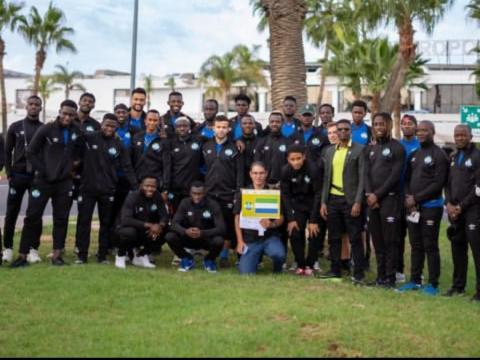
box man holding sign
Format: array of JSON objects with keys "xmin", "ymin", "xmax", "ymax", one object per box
[{"xmin": 234, "ymin": 162, "xmax": 285, "ymax": 274}]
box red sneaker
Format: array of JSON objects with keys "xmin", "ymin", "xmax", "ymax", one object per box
[
  {"xmin": 295, "ymin": 268, "xmax": 305, "ymax": 276},
  {"xmin": 304, "ymin": 267, "xmax": 314, "ymax": 276}
]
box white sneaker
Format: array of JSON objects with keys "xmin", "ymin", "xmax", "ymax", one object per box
[
  {"xmin": 2, "ymin": 248, "xmax": 13, "ymax": 263},
  {"xmin": 27, "ymin": 249, "xmax": 42, "ymax": 264},
  {"xmin": 132, "ymin": 255, "xmax": 144, "ymax": 267},
  {"xmin": 289, "ymin": 262, "xmax": 298, "ymax": 271},
  {"xmin": 115, "ymin": 255, "xmax": 126, "ymax": 269},
  {"xmin": 396, "ymin": 272, "xmax": 406, "ymax": 283},
  {"xmin": 141, "ymin": 255, "xmax": 156, "ymax": 269},
  {"xmin": 313, "ymin": 261, "xmax": 321, "ymax": 272}
]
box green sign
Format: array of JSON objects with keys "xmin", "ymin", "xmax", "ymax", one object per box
[{"xmin": 461, "ymin": 106, "xmax": 480, "ymax": 133}]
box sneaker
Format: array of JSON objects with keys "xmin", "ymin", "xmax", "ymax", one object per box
[
  {"xmin": 317, "ymin": 271, "xmax": 342, "ymax": 280},
  {"xmin": 171, "ymin": 255, "xmax": 181, "ymax": 265},
  {"xmin": 148, "ymin": 254, "xmax": 156, "ymax": 264},
  {"xmin": 443, "ymin": 288, "xmax": 465, "ymax": 297},
  {"xmin": 178, "ymin": 257, "xmax": 194, "ymax": 272},
  {"xmin": 396, "ymin": 281, "xmax": 422, "ymax": 293},
  {"xmin": 289, "ymin": 262, "xmax": 298, "ymax": 271},
  {"xmin": 27, "ymin": 249, "xmax": 42, "ymax": 264},
  {"xmin": 295, "ymin": 268, "xmax": 305, "ymax": 276},
  {"xmin": 132, "ymin": 256, "xmax": 144, "ymax": 267},
  {"xmin": 74, "ymin": 258, "xmax": 87, "ymax": 265},
  {"xmin": 282, "ymin": 263, "xmax": 287, "ymax": 271},
  {"xmin": 203, "ymin": 259, "xmax": 217, "ymax": 273},
  {"xmin": 2, "ymin": 248, "xmax": 13, "ymax": 263},
  {"xmin": 396, "ymin": 272, "xmax": 406, "ymax": 283},
  {"xmin": 51, "ymin": 257, "xmax": 68, "ymax": 266},
  {"xmin": 422, "ymin": 283, "xmax": 439, "ymax": 296},
  {"xmin": 471, "ymin": 292, "xmax": 480, "ymax": 302},
  {"xmin": 140, "ymin": 255, "xmax": 156, "ymax": 269},
  {"xmin": 304, "ymin": 267, "xmax": 315, "ymax": 276},
  {"xmin": 97, "ymin": 259, "xmax": 110, "ymax": 265},
  {"xmin": 313, "ymin": 261, "xmax": 321, "ymax": 271},
  {"xmin": 10, "ymin": 257, "xmax": 29, "ymax": 268},
  {"xmin": 115, "ymin": 255, "xmax": 126, "ymax": 269},
  {"xmin": 351, "ymin": 276, "xmax": 366, "ymax": 286}
]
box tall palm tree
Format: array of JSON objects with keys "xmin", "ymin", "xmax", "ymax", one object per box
[
  {"xmin": 52, "ymin": 64, "xmax": 84, "ymax": 99},
  {"xmin": 144, "ymin": 74, "xmax": 153, "ymax": 110},
  {"xmin": 18, "ymin": 3, "xmax": 76, "ymax": 96},
  {"xmin": 164, "ymin": 75, "xmax": 176, "ymax": 92},
  {"xmin": 28, "ymin": 75, "xmax": 60, "ymax": 122},
  {"xmin": 232, "ymin": 44, "xmax": 267, "ymax": 96},
  {"xmin": 0, "ymin": 0, "xmax": 24, "ymax": 133},
  {"xmin": 359, "ymin": 0, "xmax": 452, "ymax": 112},
  {"xmin": 252, "ymin": 0, "xmax": 308, "ymax": 110}
]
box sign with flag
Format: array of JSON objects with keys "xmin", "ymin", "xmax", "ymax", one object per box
[{"xmin": 241, "ymin": 189, "xmax": 281, "ymax": 219}]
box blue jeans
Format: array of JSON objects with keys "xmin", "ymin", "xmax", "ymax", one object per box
[{"xmin": 239, "ymin": 236, "xmax": 286, "ymax": 274}]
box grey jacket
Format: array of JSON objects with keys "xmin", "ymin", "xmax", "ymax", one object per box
[{"xmin": 321, "ymin": 141, "xmax": 365, "ymax": 206}]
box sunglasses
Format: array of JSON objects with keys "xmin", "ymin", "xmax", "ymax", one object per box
[{"xmin": 337, "ymin": 127, "xmax": 350, "ymax": 132}]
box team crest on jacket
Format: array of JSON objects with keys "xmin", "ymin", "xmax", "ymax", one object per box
[
  {"xmin": 382, "ymin": 148, "xmax": 391, "ymax": 157},
  {"xmin": 125, "ymin": 132, "xmax": 131, "ymax": 138},
  {"xmin": 203, "ymin": 210, "xmax": 212, "ymax": 219},
  {"xmin": 168, "ymin": 193, "xmax": 174, "ymax": 200},
  {"xmin": 304, "ymin": 176, "xmax": 311, "ymax": 183},
  {"xmin": 86, "ymin": 126, "xmax": 94, "ymax": 132},
  {"xmin": 361, "ymin": 132, "xmax": 368, "ymax": 139},
  {"xmin": 465, "ymin": 158, "xmax": 473, "ymax": 168},
  {"xmin": 108, "ymin": 147, "xmax": 118, "ymax": 156},
  {"xmin": 150, "ymin": 204, "xmax": 158, "ymax": 211},
  {"xmin": 152, "ymin": 143, "xmax": 160, "ymax": 151},
  {"xmin": 32, "ymin": 189, "xmax": 41, "ymax": 198},
  {"xmin": 424, "ymin": 156, "xmax": 433, "ymax": 165},
  {"xmin": 279, "ymin": 145, "xmax": 287, "ymax": 152},
  {"xmin": 53, "ymin": 137, "xmax": 59, "ymax": 143},
  {"xmin": 92, "ymin": 144, "xmax": 98, "ymax": 150},
  {"xmin": 72, "ymin": 133, "xmax": 78, "ymax": 141},
  {"xmin": 9, "ymin": 188, "xmax": 16, "ymax": 195},
  {"xmin": 191, "ymin": 142, "xmax": 200, "ymax": 150},
  {"xmin": 187, "ymin": 211, "xmax": 193, "ymax": 216},
  {"xmin": 264, "ymin": 146, "xmax": 270, "ymax": 151},
  {"xmin": 370, "ymin": 151, "xmax": 375, "ymax": 157},
  {"xmin": 312, "ymin": 138, "xmax": 320, "ymax": 146},
  {"xmin": 225, "ymin": 149, "xmax": 233, "ymax": 157}
]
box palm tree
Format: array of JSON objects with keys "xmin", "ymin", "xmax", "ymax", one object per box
[
  {"xmin": 467, "ymin": 0, "xmax": 480, "ymax": 97},
  {"xmin": 28, "ymin": 75, "xmax": 60, "ymax": 122},
  {"xmin": 251, "ymin": 0, "xmax": 308, "ymax": 110},
  {"xmin": 0, "ymin": 0, "xmax": 24, "ymax": 133},
  {"xmin": 18, "ymin": 3, "xmax": 76, "ymax": 96},
  {"xmin": 359, "ymin": 0, "xmax": 452, "ymax": 112},
  {"xmin": 466, "ymin": 0, "xmax": 480, "ymax": 20},
  {"xmin": 232, "ymin": 44, "xmax": 267, "ymax": 96},
  {"xmin": 52, "ymin": 64, "xmax": 84, "ymax": 99},
  {"xmin": 164, "ymin": 75, "xmax": 176, "ymax": 92},
  {"xmin": 144, "ymin": 74, "xmax": 153, "ymax": 110}
]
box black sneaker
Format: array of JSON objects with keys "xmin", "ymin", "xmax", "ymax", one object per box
[
  {"xmin": 443, "ymin": 288, "xmax": 465, "ymax": 297},
  {"xmin": 471, "ymin": 292, "xmax": 480, "ymax": 302},
  {"xmin": 51, "ymin": 257, "xmax": 68, "ymax": 266},
  {"xmin": 11, "ymin": 257, "xmax": 29, "ymax": 268}
]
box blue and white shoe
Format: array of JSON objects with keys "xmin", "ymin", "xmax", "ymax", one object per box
[
  {"xmin": 203, "ymin": 259, "xmax": 218, "ymax": 273},
  {"xmin": 178, "ymin": 258, "xmax": 194, "ymax": 272},
  {"xmin": 396, "ymin": 281, "xmax": 422, "ymax": 293},
  {"xmin": 422, "ymin": 283, "xmax": 439, "ymax": 296}
]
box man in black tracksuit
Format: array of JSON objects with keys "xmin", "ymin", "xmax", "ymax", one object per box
[
  {"xmin": 254, "ymin": 112, "xmax": 292, "ymax": 184},
  {"xmin": 401, "ymin": 120, "xmax": 449, "ymax": 295},
  {"xmin": 3, "ymin": 96, "xmax": 43, "ymax": 262},
  {"xmin": 202, "ymin": 115, "xmax": 244, "ymax": 261},
  {"xmin": 115, "ymin": 176, "xmax": 169, "ymax": 269},
  {"xmin": 281, "ymin": 144, "xmax": 323, "ymax": 275},
  {"xmin": 74, "ymin": 114, "xmax": 137, "ymax": 264},
  {"xmin": 444, "ymin": 124, "xmax": 480, "ymax": 301},
  {"xmin": 239, "ymin": 114, "xmax": 260, "ymax": 186},
  {"xmin": 365, "ymin": 113, "xmax": 405, "ymax": 288},
  {"xmin": 131, "ymin": 110, "xmax": 165, "ymax": 187},
  {"xmin": 161, "ymin": 91, "xmax": 196, "ymax": 138},
  {"xmin": 11, "ymin": 100, "xmax": 83, "ymax": 267},
  {"xmin": 163, "ymin": 117, "xmax": 203, "ymax": 211},
  {"xmin": 230, "ymin": 94, "xmax": 263, "ymax": 141},
  {"xmin": 165, "ymin": 182, "xmax": 226, "ymax": 272}
]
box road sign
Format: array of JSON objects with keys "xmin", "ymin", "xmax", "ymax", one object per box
[{"xmin": 461, "ymin": 106, "xmax": 480, "ymax": 137}]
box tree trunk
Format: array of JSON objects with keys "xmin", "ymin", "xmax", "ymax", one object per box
[
  {"xmin": 393, "ymin": 92, "xmax": 401, "ymax": 139},
  {"xmin": 42, "ymin": 98, "xmax": 46, "ymax": 122},
  {"xmin": 371, "ymin": 92, "xmax": 380, "ymax": 115},
  {"xmin": 379, "ymin": 19, "xmax": 415, "ymax": 113},
  {"xmin": 33, "ymin": 48, "xmax": 46, "ymax": 96},
  {"xmin": 147, "ymin": 93, "xmax": 151, "ymax": 111},
  {"xmin": 0, "ymin": 38, "xmax": 7, "ymax": 133},
  {"xmin": 224, "ymin": 89, "xmax": 230, "ymax": 116},
  {"xmin": 65, "ymin": 86, "xmax": 69, "ymax": 100},
  {"xmin": 263, "ymin": 0, "xmax": 307, "ymax": 110},
  {"xmin": 315, "ymin": 44, "xmax": 329, "ymax": 126}
]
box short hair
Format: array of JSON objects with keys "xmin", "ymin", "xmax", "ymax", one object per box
[
  {"xmin": 131, "ymin": 87, "xmax": 146, "ymax": 96},
  {"xmin": 283, "ymin": 96, "xmax": 297, "ymax": 104},
  {"xmin": 336, "ymin": 119, "xmax": 351, "ymax": 127},
  {"xmin": 103, "ymin": 113, "xmax": 118, "ymax": 122},
  {"xmin": 114, "ymin": 103, "xmax": 128, "ymax": 112},
  {"xmin": 234, "ymin": 94, "xmax": 251, "ymax": 105},
  {"xmin": 240, "ymin": 114, "xmax": 255, "ymax": 122},
  {"xmin": 250, "ymin": 161, "xmax": 267, "ymax": 172},
  {"xmin": 205, "ymin": 99, "xmax": 219, "ymax": 110},
  {"xmin": 320, "ymin": 103, "xmax": 335, "ymax": 114},
  {"xmin": 79, "ymin": 92, "xmax": 96, "ymax": 103},
  {"xmin": 214, "ymin": 115, "xmax": 229, "ymax": 124},
  {"xmin": 269, "ymin": 111, "xmax": 284, "ymax": 122},
  {"xmin": 175, "ymin": 116, "xmax": 191, "ymax": 126},
  {"xmin": 140, "ymin": 174, "xmax": 158, "ymax": 183},
  {"xmin": 147, "ymin": 109, "xmax": 160, "ymax": 117},
  {"xmin": 327, "ymin": 122, "xmax": 337, "ymax": 129},
  {"xmin": 60, "ymin": 99, "xmax": 78, "ymax": 110},
  {"xmin": 455, "ymin": 124, "xmax": 472, "ymax": 135},
  {"xmin": 351, "ymin": 100, "xmax": 368, "ymax": 112},
  {"xmin": 190, "ymin": 181, "xmax": 206, "ymax": 190},
  {"xmin": 168, "ymin": 91, "xmax": 183, "ymax": 99},
  {"xmin": 372, "ymin": 112, "xmax": 392, "ymax": 124},
  {"xmin": 27, "ymin": 95, "xmax": 42, "ymax": 103},
  {"xmin": 287, "ymin": 144, "xmax": 306, "ymax": 156},
  {"xmin": 401, "ymin": 114, "xmax": 417, "ymax": 126},
  {"xmin": 419, "ymin": 120, "xmax": 435, "ymax": 133}
]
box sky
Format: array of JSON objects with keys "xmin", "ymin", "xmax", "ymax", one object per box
[{"xmin": 3, "ymin": 0, "xmax": 479, "ymax": 77}]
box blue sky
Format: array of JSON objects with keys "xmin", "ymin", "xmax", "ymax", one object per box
[{"xmin": 3, "ymin": 0, "xmax": 479, "ymax": 77}]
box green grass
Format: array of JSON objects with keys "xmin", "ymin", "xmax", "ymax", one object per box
[{"xmin": 1, "ymin": 222, "xmax": 480, "ymax": 357}]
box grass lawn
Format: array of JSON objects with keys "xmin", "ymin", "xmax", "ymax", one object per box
[{"xmin": 0, "ymin": 222, "xmax": 479, "ymax": 357}]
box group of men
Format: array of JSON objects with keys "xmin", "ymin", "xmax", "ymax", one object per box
[{"xmin": 0, "ymin": 88, "xmax": 479, "ymax": 301}]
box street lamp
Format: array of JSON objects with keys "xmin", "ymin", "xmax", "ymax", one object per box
[{"xmin": 130, "ymin": 0, "xmax": 139, "ymax": 93}]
